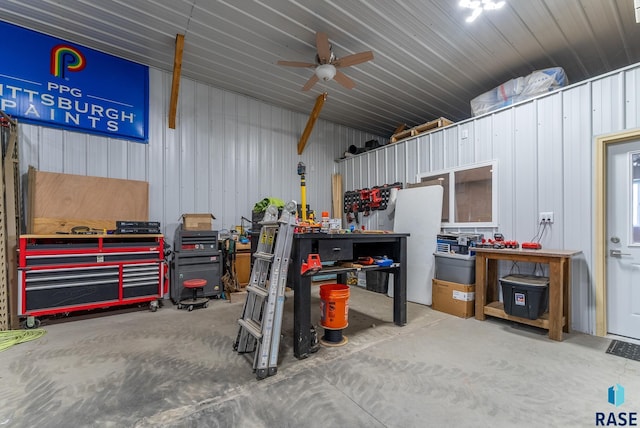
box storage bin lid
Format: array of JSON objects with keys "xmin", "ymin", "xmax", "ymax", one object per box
[
  {"xmin": 433, "ymin": 252, "xmax": 475, "ymax": 261},
  {"xmin": 500, "ymin": 274, "xmax": 549, "ymax": 287}
]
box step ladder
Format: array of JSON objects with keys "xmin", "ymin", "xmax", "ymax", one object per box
[{"xmin": 234, "ymin": 201, "xmax": 297, "ymax": 379}]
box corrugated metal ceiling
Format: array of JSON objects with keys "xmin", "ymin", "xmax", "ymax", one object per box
[{"xmin": 2, "ymin": 0, "xmax": 640, "ymax": 137}]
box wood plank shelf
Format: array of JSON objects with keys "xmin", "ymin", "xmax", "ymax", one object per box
[
  {"xmin": 483, "ymin": 301, "xmax": 567, "ymax": 330},
  {"xmin": 390, "ymin": 117, "xmax": 453, "ymax": 143}
]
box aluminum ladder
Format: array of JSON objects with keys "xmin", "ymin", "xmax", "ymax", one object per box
[{"xmin": 233, "ymin": 201, "xmax": 296, "ymax": 379}]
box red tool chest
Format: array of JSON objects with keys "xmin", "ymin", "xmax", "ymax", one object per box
[{"xmin": 18, "ymin": 234, "xmax": 165, "ymax": 320}]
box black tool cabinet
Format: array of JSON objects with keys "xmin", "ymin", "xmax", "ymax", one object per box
[{"xmin": 170, "ymin": 229, "xmax": 222, "ymax": 303}]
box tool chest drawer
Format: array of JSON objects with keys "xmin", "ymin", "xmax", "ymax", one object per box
[
  {"xmin": 317, "ymin": 239, "xmax": 353, "ymax": 261},
  {"xmin": 18, "ymin": 234, "xmax": 165, "ymax": 318}
]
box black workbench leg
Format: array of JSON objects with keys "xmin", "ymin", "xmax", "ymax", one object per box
[
  {"xmin": 293, "ymin": 275, "xmax": 312, "ymax": 359},
  {"xmin": 393, "ymin": 238, "xmax": 407, "ymax": 326},
  {"xmin": 292, "ymin": 238, "xmax": 313, "ymax": 359}
]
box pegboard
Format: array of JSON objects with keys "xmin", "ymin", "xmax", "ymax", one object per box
[{"xmin": 343, "ymin": 182, "xmax": 403, "ymax": 214}]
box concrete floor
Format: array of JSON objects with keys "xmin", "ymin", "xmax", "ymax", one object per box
[{"xmin": 0, "ymin": 285, "xmax": 638, "ymax": 428}]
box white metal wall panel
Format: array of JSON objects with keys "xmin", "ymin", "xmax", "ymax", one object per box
[
  {"xmin": 460, "ymin": 120, "xmax": 478, "ymax": 166},
  {"xmin": 537, "ymin": 95, "xmax": 564, "ymax": 250},
  {"xmin": 513, "ymin": 102, "xmax": 539, "ymax": 242},
  {"xmin": 562, "ymin": 82, "xmax": 594, "ymax": 333},
  {"xmin": 39, "ymin": 128, "xmax": 63, "ymax": 173},
  {"xmin": 339, "ymin": 63, "xmax": 640, "ymax": 334},
  {"xmin": 471, "ymin": 117, "xmax": 492, "ymax": 164},
  {"xmin": 455, "ymin": 123, "xmax": 471, "ymax": 167},
  {"xmin": 492, "ymin": 109, "xmax": 515, "ymax": 234},
  {"xmin": 374, "ymin": 150, "xmax": 385, "ymax": 185},
  {"xmin": 126, "ymin": 140, "xmax": 147, "ymax": 182},
  {"xmin": 626, "ymin": 68, "xmax": 640, "ymax": 129},
  {"xmin": 417, "ymin": 136, "xmax": 430, "ymax": 175},
  {"xmin": 194, "ymin": 81, "xmax": 211, "ymax": 212},
  {"xmin": 592, "ymin": 72, "xmax": 625, "ymax": 135},
  {"xmin": 18, "ymin": 66, "xmax": 381, "ymax": 245},
  {"xmin": 87, "ymin": 137, "xmax": 109, "ymax": 178},
  {"xmin": 178, "ymin": 78, "xmax": 197, "ymax": 213},
  {"xmin": 404, "ymin": 139, "xmax": 418, "ymax": 182},
  {"xmin": 395, "ymin": 144, "xmax": 406, "ymax": 186},
  {"xmin": 62, "ymin": 132, "xmax": 87, "ymax": 176},
  {"xmin": 147, "ymin": 68, "xmax": 165, "ymax": 231},
  {"xmin": 106, "ymin": 135, "xmax": 127, "ymax": 179},
  {"xmin": 430, "ymin": 133, "xmax": 446, "ymax": 172}
]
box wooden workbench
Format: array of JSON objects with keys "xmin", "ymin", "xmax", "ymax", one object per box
[{"xmin": 474, "ymin": 247, "xmax": 582, "ymax": 341}]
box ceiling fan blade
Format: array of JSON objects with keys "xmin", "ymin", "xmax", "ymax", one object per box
[
  {"xmin": 277, "ymin": 60, "xmax": 316, "ymax": 68},
  {"xmin": 333, "ymin": 70, "xmax": 356, "ymax": 89},
  {"xmin": 315, "ymin": 32, "xmax": 331, "ymax": 64},
  {"xmin": 333, "ymin": 51, "xmax": 374, "ymax": 68},
  {"xmin": 302, "ymin": 74, "xmax": 319, "ymax": 91}
]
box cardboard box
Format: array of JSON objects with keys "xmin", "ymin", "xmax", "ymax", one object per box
[
  {"xmin": 431, "ymin": 279, "xmax": 475, "ymax": 318},
  {"xmin": 182, "ymin": 213, "xmax": 215, "ymax": 230}
]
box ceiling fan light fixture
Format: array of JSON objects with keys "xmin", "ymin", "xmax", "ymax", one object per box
[
  {"xmin": 461, "ymin": 0, "xmax": 505, "ymax": 22},
  {"xmin": 483, "ymin": 0, "xmax": 505, "ymax": 10},
  {"xmin": 315, "ymin": 63, "xmax": 336, "ymax": 81}
]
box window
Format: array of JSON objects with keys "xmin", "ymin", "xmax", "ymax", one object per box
[{"xmin": 417, "ymin": 161, "xmax": 497, "ymax": 227}]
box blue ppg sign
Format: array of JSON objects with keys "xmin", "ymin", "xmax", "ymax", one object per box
[
  {"xmin": 596, "ymin": 384, "xmax": 637, "ymax": 426},
  {"xmin": 0, "ymin": 21, "xmax": 148, "ymax": 142}
]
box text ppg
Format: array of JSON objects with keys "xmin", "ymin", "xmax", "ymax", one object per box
[{"xmin": 47, "ymin": 82, "xmax": 82, "ymax": 97}]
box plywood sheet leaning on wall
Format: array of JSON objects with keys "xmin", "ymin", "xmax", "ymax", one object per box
[
  {"xmin": 28, "ymin": 168, "xmax": 149, "ymax": 234},
  {"xmin": 332, "ymin": 173, "xmax": 342, "ymax": 219}
]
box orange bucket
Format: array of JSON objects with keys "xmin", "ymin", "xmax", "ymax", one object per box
[{"xmin": 319, "ymin": 284, "xmax": 350, "ymax": 329}]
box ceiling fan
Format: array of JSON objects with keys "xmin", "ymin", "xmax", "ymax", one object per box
[{"xmin": 277, "ymin": 32, "xmax": 374, "ymax": 91}]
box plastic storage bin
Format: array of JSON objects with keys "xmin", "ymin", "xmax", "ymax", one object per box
[
  {"xmin": 434, "ymin": 253, "xmax": 476, "ymax": 284},
  {"xmin": 365, "ymin": 271, "xmax": 389, "ymax": 294},
  {"xmin": 499, "ymin": 274, "xmax": 549, "ymax": 320}
]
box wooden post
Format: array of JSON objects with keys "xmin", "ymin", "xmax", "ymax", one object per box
[
  {"xmin": 169, "ymin": 34, "xmax": 185, "ymax": 129},
  {"xmin": 297, "ymin": 93, "xmax": 327, "ymax": 155}
]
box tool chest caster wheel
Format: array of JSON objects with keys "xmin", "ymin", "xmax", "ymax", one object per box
[
  {"xmin": 25, "ymin": 316, "xmax": 41, "ymax": 329},
  {"xmin": 149, "ymin": 300, "xmax": 159, "ymax": 312}
]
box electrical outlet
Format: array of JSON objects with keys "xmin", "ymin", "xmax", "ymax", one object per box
[{"xmin": 538, "ymin": 211, "xmax": 554, "ymax": 224}]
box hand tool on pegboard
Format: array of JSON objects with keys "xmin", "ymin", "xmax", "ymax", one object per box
[
  {"xmin": 371, "ymin": 182, "xmax": 403, "ymax": 211},
  {"xmin": 343, "ymin": 190, "xmax": 360, "ymax": 224},
  {"xmin": 369, "ymin": 188, "xmax": 382, "ymax": 210},
  {"xmin": 359, "ymin": 188, "xmax": 371, "ymax": 216}
]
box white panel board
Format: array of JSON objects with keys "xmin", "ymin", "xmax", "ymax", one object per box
[
  {"xmin": 391, "ymin": 185, "xmax": 443, "ymax": 305},
  {"xmin": 625, "ymin": 68, "xmax": 640, "ymax": 129}
]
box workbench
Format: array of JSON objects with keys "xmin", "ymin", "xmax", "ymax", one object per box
[
  {"xmin": 474, "ymin": 247, "xmax": 582, "ymax": 341},
  {"xmin": 289, "ymin": 232, "xmax": 409, "ymax": 358}
]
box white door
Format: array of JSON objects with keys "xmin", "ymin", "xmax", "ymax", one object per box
[{"xmin": 607, "ymin": 140, "xmax": 640, "ymax": 340}]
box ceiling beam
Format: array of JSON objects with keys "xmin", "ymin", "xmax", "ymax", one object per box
[
  {"xmin": 168, "ymin": 34, "xmax": 185, "ymax": 129},
  {"xmin": 297, "ymin": 93, "xmax": 327, "ymax": 155}
]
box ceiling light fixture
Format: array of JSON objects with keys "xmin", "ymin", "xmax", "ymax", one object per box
[
  {"xmin": 315, "ymin": 63, "xmax": 336, "ymax": 81},
  {"xmin": 460, "ymin": 0, "xmax": 505, "ymax": 23}
]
